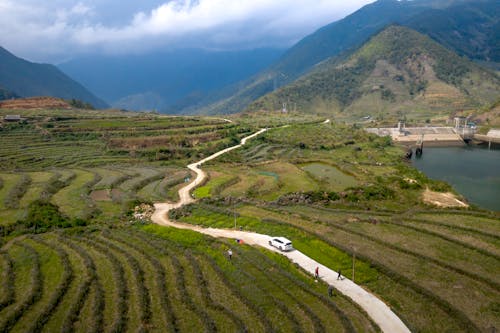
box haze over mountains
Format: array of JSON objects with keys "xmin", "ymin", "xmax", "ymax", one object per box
[{"xmin": 58, "ymin": 48, "xmax": 284, "ymax": 112}]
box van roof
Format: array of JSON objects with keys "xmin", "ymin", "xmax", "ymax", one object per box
[{"xmin": 274, "ymin": 237, "xmax": 292, "ymax": 244}]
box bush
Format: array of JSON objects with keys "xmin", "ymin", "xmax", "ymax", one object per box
[
  {"xmin": 0, "ymin": 200, "xmax": 87, "ymax": 237},
  {"xmin": 343, "ymin": 185, "xmax": 395, "ymax": 202}
]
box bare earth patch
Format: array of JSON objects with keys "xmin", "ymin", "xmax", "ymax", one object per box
[
  {"xmin": 422, "ymin": 188, "xmax": 469, "ymax": 208},
  {"xmin": 90, "ymin": 189, "xmax": 111, "ymax": 201}
]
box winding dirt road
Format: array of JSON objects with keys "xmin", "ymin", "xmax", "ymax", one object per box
[{"xmin": 151, "ymin": 128, "xmax": 411, "ymax": 333}]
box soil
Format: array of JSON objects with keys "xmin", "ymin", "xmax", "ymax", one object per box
[
  {"xmin": 0, "ymin": 97, "xmax": 72, "ymax": 110},
  {"xmin": 422, "ymin": 188, "xmax": 469, "ymax": 208},
  {"xmin": 90, "ymin": 190, "xmax": 112, "ymax": 201}
]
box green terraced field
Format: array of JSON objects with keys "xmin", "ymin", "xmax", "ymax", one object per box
[
  {"xmin": 0, "ymin": 227, "xmax": 378, "ymax": 332},
  {"xmin": 1, "ymin": 109, "xmax": 499, "ymax": 332},
  {"xmin": 174, "ymin": 203, "xmax": 500, "ymax": 332}
]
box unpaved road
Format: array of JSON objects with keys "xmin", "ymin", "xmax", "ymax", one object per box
[{"xmin": 151, "ymin": 128, "xmax": 411, "ymax": 333}]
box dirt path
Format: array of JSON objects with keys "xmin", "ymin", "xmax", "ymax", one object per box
[{"xmin": 151, "ymin": 128, "xmax": 411, "ymax": 333}]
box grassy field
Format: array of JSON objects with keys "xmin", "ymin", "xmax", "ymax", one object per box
[{"xmin": 1, "ymin": 108, "xmax": 499, "ymax": 332}]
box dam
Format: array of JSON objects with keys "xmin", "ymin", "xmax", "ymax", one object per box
[{"xmin": 366, "ymin": 123, "xmax": 467, "ymax": 147}]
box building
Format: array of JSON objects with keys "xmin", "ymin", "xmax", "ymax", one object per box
[{"xmin": 4, "ymin": 115, "xmax": 22, "ymax": 122}]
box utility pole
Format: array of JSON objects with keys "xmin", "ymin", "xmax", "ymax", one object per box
[
  {"xmin": 352, "ymin": 246, "xmax": 356, "ymax": 282},
  {"xmin": 233, "ymin": 198, "xmax": 237, "ymax": 229}
]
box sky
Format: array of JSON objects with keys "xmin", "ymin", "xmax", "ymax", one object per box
[{"xmin": 0, "ymin": 0, "xmax": 375, "ymax": 63}]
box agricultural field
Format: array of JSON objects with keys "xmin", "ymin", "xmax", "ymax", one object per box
[
  {"xmin": 1, "ymin": 109, "xmax": 499, "ymax": 332},
  {"xmin": 171, "ymin": 121, "xmax": 500, "ymax": 332},
  {"xmin": 0, "ymin": 227, "xmax": 379, "ymax": 333},
  {"xmin": 173, "ymin": 202, "xmax": 500, "ymax": 332}
]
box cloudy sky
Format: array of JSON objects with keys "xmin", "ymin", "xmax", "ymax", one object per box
[{"xmin": 0, "ymin": 0, "xmax": 375, "ymax": 63}]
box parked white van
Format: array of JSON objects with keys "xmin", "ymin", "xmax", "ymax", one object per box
[{"xmin": 269, "ymin": 237, "xmax": 293, "ymax": 251}]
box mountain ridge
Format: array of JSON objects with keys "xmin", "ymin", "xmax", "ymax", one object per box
[
  {"xmin": 195, "ymin": 0, "xmax": 499, "ymax": 115},
  {"xmin": 0, "ymin": 46, "xmax": 108, "ymax": 109},
  {"xmin": 246, "ymin": 25, "xmax": 500, "ymax": 122}
]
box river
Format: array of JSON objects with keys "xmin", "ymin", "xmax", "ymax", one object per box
[{"xmin": 412, "ymin": 146, "xmax": 500, "ymax": 211}]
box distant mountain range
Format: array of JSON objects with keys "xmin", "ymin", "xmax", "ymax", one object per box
[
  {"xmin": 0, "ymin": 47, "xmax": 107, "ymax": 109},
  {"xmin": 246, "ymin": 25, "xmax": 500, "ymax": 121},
  {"xmin": 3, "ymin": 0, "xmax": 498, "ymax": 116},
  {"xmin": 196, "ymin": 0, "xmax": 500, "ymax": 115},
  {"xmin": 58, "ymin": 48, "xmax": 284, "ymax": 112}
]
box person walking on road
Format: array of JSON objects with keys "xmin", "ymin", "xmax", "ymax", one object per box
[
  {"xmin": 228, "ymin": 249, "xmax": 233, "ymax": 260},
  {"xmin": 315, "ymin": 267, "xmax": 319, "ymax": 280},
  {"xmin": 337, "ymin": 269, "xmax": 342, "ymax": 280}
]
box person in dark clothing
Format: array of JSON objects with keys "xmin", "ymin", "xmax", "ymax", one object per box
[
  {"xmin": 337, "ymin": 269, "xmax": 342, "ymax": 280},
  {"xmin": 315, "ymin": 267, "xmax": 319, "ymax": 279},
  {"xmin": 328, "ymin": 285, "xmax": 334, "ymax": 297}
]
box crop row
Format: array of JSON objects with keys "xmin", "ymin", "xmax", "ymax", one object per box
[
  {"xmin": 187, "ymin": 253, "xmax": 248, "ymax": 332},
  {"xmin": 309, "ymin": 211, "xmax": 500, "ymax": 291},
  {"xmin": 236, "ymin": 248, "xmax": 324, "ymax": 333},
  {"xmin": 127, "ymin": 229, "xmax": 266, "ymax": 332},
  {"xmin": 59, "ymin": 236, "xmax": 103, "ymax": 333},
  {"xmin": 242, "ymin": 246, "xmax": 361, "ymax": 333},
  {"xmin": 27, "ymin": 237, "xmax": 74, "ymax": 333},
  {"xmin": 0, "ymin": 251, "xmax": 14, "ymax": 311},
  {"xmin": 1, "ymin": 227, "xmax": 385, "ymax": 332},
  {"xmin": 387, "ymin": 218, "xmax": 500, "ymax": 261},
  {"xmin": 266, "ymin": 205, "xmax": 482, "ymax": 332},
  {"xmin": 4, "ymin": 174, "xmax": 32, "ymax": 209},
  {"xmin": 39, "ymin": 171, "xmax": 76, "ymax": 201},
  {"xmin": 75, "ymin": 236, "xmax": 128, "ymax": 333},
  {"xmin": 0, "ymin": 242, "xmax": 42, "ymax": 332},
  {"xmin": 94, "ymin": 233, "xmax": 152, "ymax": 332},
  {"xmin": 102, "ymin": 230, "xmax": 179, "ymax": 333}
]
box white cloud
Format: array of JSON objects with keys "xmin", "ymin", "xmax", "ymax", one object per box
[{"xmin": 0, "ymin": 0, "xmax": 374, "ymax": 62}]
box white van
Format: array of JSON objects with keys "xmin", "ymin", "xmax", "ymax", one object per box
[{"xmin": 269, "ymin": 237, "xmax": 293, "ymax": 251}]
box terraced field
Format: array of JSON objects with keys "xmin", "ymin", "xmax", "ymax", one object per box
[
  {"xmin": 174, "ymin": 201, "xmax": 500, "ymax": 332},
  {"xmin": 0, "ymin": 165, "xmax": 191, "ymax": 229},
  {"xmin": 0, "ymin": 112, "xmax": 252, "ymax": 228},
  {"xmin": 1, "ymin": 110, "xmax": 499, "ymax": 332},
  {"xmin": 0, "ymin": 114, "xmax": 253, "ymax": 171},
  {"xmin": 0, "ymin": 227, "xmax": 378, "ymax": 332}
]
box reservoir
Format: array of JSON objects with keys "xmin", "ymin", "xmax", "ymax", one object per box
[{"xmin": 412, "ymin": 146, "xmax": 500, "ymax": 212}]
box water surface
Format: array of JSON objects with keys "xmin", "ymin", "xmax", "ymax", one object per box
[{"xmin": 412, "ymin": 146, "xmax": 500, "ymax": 211}]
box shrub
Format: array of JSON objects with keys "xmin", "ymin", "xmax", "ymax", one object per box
[
  {"xmin": 4, "ymin": 174, "xmax": 31, "ymax": 209},
  {"xmin": 343, "ymin": 185, "xmax": 395, "ymax": 202}
]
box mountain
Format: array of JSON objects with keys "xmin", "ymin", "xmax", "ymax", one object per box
[
  {"xmin": 246, "ymin": 26, "xmax": 500, "ymax": 121},
  {"xmin": 58, "ymin": 48, "xmax": 284, "ymax": 112},
  {"xmin": 197, "ymin": 0, "xmax": 499, "ymax": 115},
  {"xmin": 0, "ymin": 46, "xmax": 108, "ymax": 109}
]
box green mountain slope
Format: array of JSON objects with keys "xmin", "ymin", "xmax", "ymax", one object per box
[
  {"xmin": 246, "ymin": 26, "xmax": 500, "ymax": 122},
  {"xmin": 196, "ymin": 0, "xmax": 498, "ymax": 115},
  {"xmin": 0, "ymin": 47, "xmax": 108, "ymax": 109}
]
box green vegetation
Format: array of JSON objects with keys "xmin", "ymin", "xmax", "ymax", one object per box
[
  {"xmin": 0, "ymin": 108, "xmax": 498, "ymax": 332},
  {"xmin": 67, "ymin": 99, "xmax": 95, "ymax": 110},
  {"xmin": 0, "ymin": 228, "xmax": 378, "ymax": 332},
  {"xmin": 247, "ymin": 26, "xmax": 500, "ymax": 123}
]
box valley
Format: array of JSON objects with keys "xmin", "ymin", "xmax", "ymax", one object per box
[
  {"xmin": 0, "ymin": 108, "xmax": 498, "ymax": 332},
  {"xmin": 1, "ymin": 0, "xmax": 499, "ymax": 332}
]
